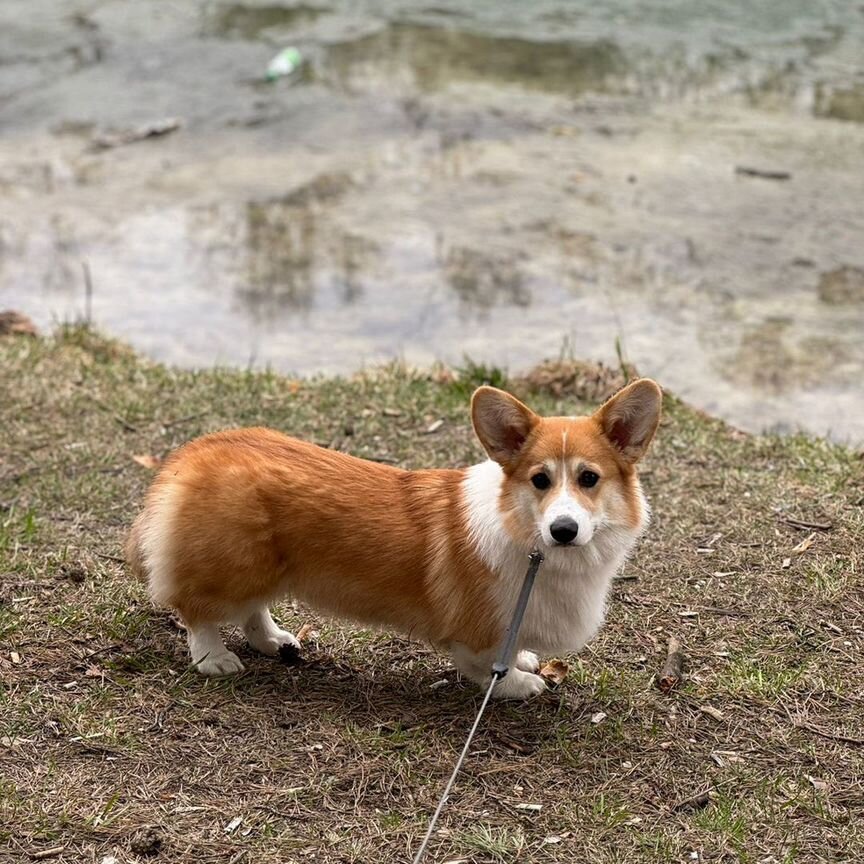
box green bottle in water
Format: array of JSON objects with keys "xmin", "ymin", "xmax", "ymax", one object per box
[{"xmin": 266, "ymin": 47, "xmax": 303, "ymax": 82}]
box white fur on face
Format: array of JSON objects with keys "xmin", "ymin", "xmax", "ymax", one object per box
[{"xmin": 540, "ymin": 479, "xmax": 595, "ymax": 547}]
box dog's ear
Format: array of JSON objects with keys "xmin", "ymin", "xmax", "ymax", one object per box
[
  {"xmin": 471, "ymin": 387, "xmax": 538, "ymax": 466},
  {"xmin": 594, "ymin": 379, "xmax": 662, "ymax": 463}
]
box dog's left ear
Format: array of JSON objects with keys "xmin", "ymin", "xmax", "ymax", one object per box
[
  {"xmin": 594, "ymin": 379, "xmax": 662, "ymax": 463},
  {"xmin": 471, "ymin": 386, "xmax": 539, "ymax": 466}
]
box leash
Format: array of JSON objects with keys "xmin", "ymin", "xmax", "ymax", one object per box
[{"xmin": 411, "ymin": 549, "xmax": 545, "ymax": 864}]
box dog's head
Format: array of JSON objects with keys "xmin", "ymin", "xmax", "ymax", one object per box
[{"xmin": 471, "ymin": 379, "xmax": 662, "ymax": 550}]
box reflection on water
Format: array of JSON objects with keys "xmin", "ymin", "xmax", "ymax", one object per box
[
  {"xmin": 815, "ymin": 84, "xmax": 864, "ymax": 123},
  {"xmin": 322, "ymin": 23, "xmax": 626, "ymax": 97},
  {"xmin": 188, "ymin": 177, "xmax": 380, "ymax": 323},
  {"xmin": 818, "ymin": 267, "xmax": 864, "ymax": 305},
  {"xmin": 202, "ymin": 3, "xmax": 326, "ymax": 40},
  {"xmin": 723, "ymin": 318, "xmax": 852, "ymax": 395},
  {"xmin": 2, "ymin": 0, "xmax": 864, "ymax": 440},
  {"xmin": 442, "ymin": 246, "xmax": 530, "ymax": 316}
]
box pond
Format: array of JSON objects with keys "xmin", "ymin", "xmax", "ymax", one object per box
[{"xmin": 1, "ymin": 0, "xmax": 863, "ymax": 441}]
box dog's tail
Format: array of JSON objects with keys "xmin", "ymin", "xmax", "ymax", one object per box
[{"xmin": 125, "ymin": 511, "xmax": 149, "ymax": 582}]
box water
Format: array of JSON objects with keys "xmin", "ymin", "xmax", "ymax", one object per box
[{"xmin": 1, "ymin": 0, "xmax": 863, "ymax": 441}]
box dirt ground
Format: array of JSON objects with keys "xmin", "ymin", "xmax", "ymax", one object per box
[{"xmin": 1, "ymin": 327, "xmax": 862, "ymax": 863}]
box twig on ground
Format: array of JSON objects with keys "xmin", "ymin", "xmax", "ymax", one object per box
[
  {"xmin": 162, "ymin": 411, "xmax": 207, "ymax": 429},
  {"xmin": 672, "ymin": 789, "xmax": 711, "ymax": 812},
  {"xmin": 91, "ymin": 397, "xmax": 139, "ymax": 433},
  {"xmin": 794, "ymin": 722, "xmax": 864, "ymax": 747},
  {"xmin": 29, "ymin": 848, "xmax": 66, "ymax": 860},
  {"xmin": 735, "ymin": 165, "xmax": 792, "ymax": 181},
  {"xmin": 95, "ymin": 552, "xmax": 125, "ymax": 564},
  {"xmin": 657, "ymin": 635, "xmax": 684, "ymax": 694},
  {"xmin": 780, "ymin": 517, "xmax": 833, "ymax": 532}
]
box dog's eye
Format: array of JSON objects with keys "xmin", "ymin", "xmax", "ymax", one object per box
[
  {"xmin": 531, "ymin": 472, "xmax": 551, "ymax": 490},
  {"xmin": 578, "ymin": 470, "xmax": 600, "ymax": 488}
]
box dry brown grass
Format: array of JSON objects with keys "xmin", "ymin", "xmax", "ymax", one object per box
[{"xmin": 1, "ymin": 327, "xmax": 862, "ymax": 863}]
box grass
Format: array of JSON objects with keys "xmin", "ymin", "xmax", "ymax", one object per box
[{"xmin": 0, "ymin": 325, "xmax": 862, "ymax": 863}]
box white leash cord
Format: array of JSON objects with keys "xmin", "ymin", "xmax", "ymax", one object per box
[
  {"xmin": 411, "ymin": 550, "xmax": 545, "ymax": 864},
  {"xmin": 410, "ymin": 672, "xmax": 499, "ymax": 864}
]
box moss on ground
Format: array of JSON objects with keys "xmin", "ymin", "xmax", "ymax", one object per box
[{"xmin": 1, "ymin": 326, "xmax": 862, "ymax": 863}]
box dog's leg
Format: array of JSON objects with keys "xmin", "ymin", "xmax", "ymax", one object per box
[
  {"xmin": 188, "ymin": 622, "xmax": 244, "ymax": 676},
  {"xmin": 449, "ymin": 643, "xmax": 546, "ymax": 700},
  {"xmin": 243, "ymin": 607, "xmax": 300, "ymax": 657}
]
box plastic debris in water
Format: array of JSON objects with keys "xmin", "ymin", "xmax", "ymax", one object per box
[{"xmin": 266, "ymin": 47, "xmax": 303, "ymax": 81}]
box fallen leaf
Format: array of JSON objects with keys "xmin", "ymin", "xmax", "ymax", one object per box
[
  {"xmin": 539, "ymin": 658, "xmax": 569, "ymax": 686},
  {"xmin": 792, "ymin": 532, "xmax": 817, "ymax": 555},
  {"xmin": 699, "ymin": 704, "xmax": 724, "ymax": 722},
  {"xmin": 84, "ymin": 664, "xmax": 103, "ymax": 678},
  {"xmin": 132, "ymin": 454, "xmax": 161, "ymax": 470},
  {"xmin": 807, "ymin": 775, "xmax": 829, "ymax": 792},
  {"xmin": 295, "ymin": 623, "xmax": 318, "ymax": 642},
  {"xmin": 224, "ymin": 815, "xmax": 243, "ymax": 834},
  {"xmin": 543, "ymin": 835, "xmax": 565, "ymax": 845}
]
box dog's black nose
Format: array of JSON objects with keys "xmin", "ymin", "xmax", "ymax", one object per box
[{"xmin": 550, "ymin": 517, "xmax": 579, "ymax": 545}]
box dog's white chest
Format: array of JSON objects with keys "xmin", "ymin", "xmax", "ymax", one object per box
[{"xmin": 491, "ymin": 552, "xmax": 618, "ymax": 655}]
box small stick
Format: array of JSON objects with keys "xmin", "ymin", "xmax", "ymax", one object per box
[
  {"xmin": 672, "ymin": 789, "xmax": 711, "ymax": 812},
  {"xmin": 780, "ymin": 517, "xmax": 833, "ymax": 532},
  {"xmin": 95, "ymin": 552, "xmax": 125, "ymax": 564},
  {"xmin": 82, "ymin": 261, "xmax": 93, "ymax": 325},
  {"xmin": 657, "ymin": 635, "xmax": 685, "ymax": 694},
  {"xmin": 162, "ymin": 411, "xmax": 207, "ymax": 429},
  {"xmin": 30, "ymin": 848, "xmax": 66, "ymax": 861},
  {"xmin": 735, "ymin": 165, "xmax": 791, "ymax": 181},
  {"xmin": 794, "ymin": 722, "xmax": 864, "ymax": 747}
]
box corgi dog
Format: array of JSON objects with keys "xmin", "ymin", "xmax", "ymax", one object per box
[{"xmin": 126, "ymin": 379, "xmax": 661, "ymax": 699}]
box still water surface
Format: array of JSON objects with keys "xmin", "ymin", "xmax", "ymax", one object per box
[{"xmin": 1, "ymin": 1, "xmax": 863, "ymax": 440}]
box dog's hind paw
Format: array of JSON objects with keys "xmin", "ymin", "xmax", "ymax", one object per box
[{"xmin": 195, "ymin": 650, "xmax": 245, "ymax": 677}]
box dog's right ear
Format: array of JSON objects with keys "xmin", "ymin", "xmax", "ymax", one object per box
[{"xmin": 471, "ymin": 387, "xmax": 538, "ymax": 466}]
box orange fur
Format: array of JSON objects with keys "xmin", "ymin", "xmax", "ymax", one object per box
[{"xmin": 130, "ymin": 429, "xmax": 504, "ymax": 653}]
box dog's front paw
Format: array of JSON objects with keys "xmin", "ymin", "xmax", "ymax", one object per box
[
  {"xmin": 195, "ymin": 650, "xmax": 245, "ymax": 677},
  {"xmin": 492, "ymin": 668, "xmax": 547, "ymax": 700},
  {"xmin": 515, "ymin": 650, "xmax": 540, "ymax": 673}
]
